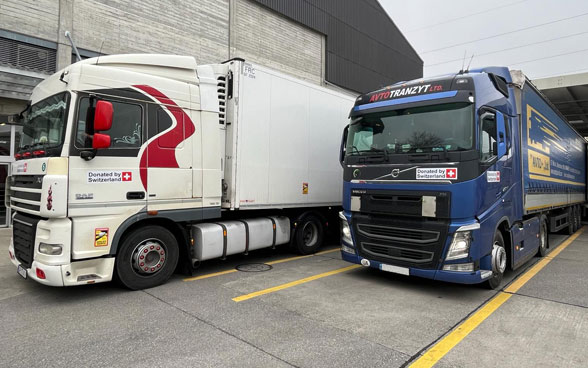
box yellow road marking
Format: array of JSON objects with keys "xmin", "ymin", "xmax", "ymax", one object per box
[
  {"xmin": 505, "ymin": 227, "xmax": 584, "ymax": 293},
  {"xmin": 410, "ymin": 226, "xmax": 585, "ymax": 368},
  {"xmin": 232, "ymin": 264, "xmax": 361, "ymax": 302},
  {"xmin": 183, "ymin": 248, "xmax": 339, "ymax": 282}
]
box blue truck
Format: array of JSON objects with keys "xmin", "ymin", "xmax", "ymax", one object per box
[{"xmin": 339, "ymin": 67, "xmax": 586, "ymax": 288}]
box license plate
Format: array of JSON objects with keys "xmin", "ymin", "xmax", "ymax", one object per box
[
  {"xmin": 380, "ymin": 263, "xmax": 409, "ymax": 275},
  {"xmin": 17, "ymin": 265, "xmax": 27, "ymax": 279}
]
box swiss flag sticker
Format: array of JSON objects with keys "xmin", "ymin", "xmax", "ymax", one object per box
[
  {"xmin": 122, "ymin": 172, "xmax": 133, "ymax": 181},
  {"xmin": 445, "ymin": 168, "xmax": 457, "ymax": 179}
]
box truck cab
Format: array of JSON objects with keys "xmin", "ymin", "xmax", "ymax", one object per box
[
  {"xmin": 338, "ymin": 67, "xmax": 564, "ymax": 288},
  {"xmin": 8, "ymin": 54, "xmax": 225, "ymax": 287}
]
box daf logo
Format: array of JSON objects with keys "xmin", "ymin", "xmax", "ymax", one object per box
[{"xmin": 391, "ymin": 169, "xmax": 400, "ymax": 178}]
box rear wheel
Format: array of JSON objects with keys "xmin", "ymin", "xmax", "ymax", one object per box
[
  {"xmin": 537, "ymin": 217, "xmax": 548, "ymax": 257},
  {"xmin": 486, "ymin": 231, "xmax": 507, "ymax": 290},
  {"xmin": 116, "ymin": 226, "xmax": 179, "ymax": 290},
  {"xmin": 293, "ymin": 215, "xmax": 324, "ymax": 255}
]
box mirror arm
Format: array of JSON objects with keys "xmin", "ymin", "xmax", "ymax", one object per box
[{"xmin": 80, "ymin": 149, "xmax": 97, "ymax": 161}]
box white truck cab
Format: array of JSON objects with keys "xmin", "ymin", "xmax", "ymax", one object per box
[{"xmin": 7, "ymin": 54, "xmax": 354, "ymax": 289}]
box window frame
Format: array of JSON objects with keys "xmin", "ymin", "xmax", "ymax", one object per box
[{"xmin": 71, "ymin": 92, "xmax": 147, "ymax": 157}]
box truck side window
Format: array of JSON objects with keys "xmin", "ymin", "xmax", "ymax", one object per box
[
  {"xmin": 480, "ymin": 113, "xmax": 497, "ymax": 162},
  {"xmin": 75, "ymin": 97, "xmax": 143, "ymax": 149}
]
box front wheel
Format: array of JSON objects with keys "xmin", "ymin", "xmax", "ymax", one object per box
[
  {"xmin": 116, "ymin": 226, "xmax": 179, "ymax": 290},
  {"xmin": 486, "ymin": 231, "xmax": 507, "ymax": 290}
]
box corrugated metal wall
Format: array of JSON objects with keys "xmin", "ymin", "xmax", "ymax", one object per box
[{"xmin": 251, "ymin": 0, "xmax": 423, "ymax": 93}]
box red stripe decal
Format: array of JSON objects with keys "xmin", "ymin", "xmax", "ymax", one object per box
[{"xmin": 133, "ymin": 85, "xmax": 196, "ymax": 190}]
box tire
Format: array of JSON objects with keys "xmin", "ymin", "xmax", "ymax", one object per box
[
  {"xmin": 486, "ymin": 231, "xmax": 507, "ymax": 290},
  {"xmin": 293, "ymin": 215, "xmax": 324, "ymax": 255},
  {"xmin": 115, "ymin": 226, "xmax": 179, "ymax": 290},
  {"xmin": 575, "ymin": 206, "xmax": 581, "ymax": 231},
  {"xmin": 537, "ymin": 217, "xmax": 548, "ymax": 257}
]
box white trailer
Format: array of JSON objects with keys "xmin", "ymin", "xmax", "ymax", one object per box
[{"xmin": 7, "ymin": 55, "xmax": 355, "ymax": 289}]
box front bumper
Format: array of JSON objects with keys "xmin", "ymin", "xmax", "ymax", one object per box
[
  {"xmin": 341, "ymin": 250, "xmax": 492, "ymax": 285},
  {"xmin": 9, "ymin": 241, "xmax": 115, "ymax": 287}
]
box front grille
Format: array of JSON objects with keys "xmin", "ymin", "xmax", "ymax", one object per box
[
  {"xmin": 353, "ymin": 213, "xmax": 449, "ymax": 269},
  {"xmin": 362, "ymin": 242, "xmax": 433, "ymax": 263},
  {"xmin": 13, "ymin": 213, "xmax": 40, "ymax": 268},
  {"xmin": 357, "ymin": 223, "xmax": 439, "ymax": 244},
  {"xmin": 10, "ymin": 175, "xmax": 43, "ymax": 214}
]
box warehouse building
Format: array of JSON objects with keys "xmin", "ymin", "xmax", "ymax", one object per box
[{"xmin": 0, "ymin": 0, "xmax": 422, "ymax": 226}]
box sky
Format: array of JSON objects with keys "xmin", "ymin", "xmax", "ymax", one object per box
[{"xmin": 380, "ymin": 0, "xmax": 588, "ymax": 80}]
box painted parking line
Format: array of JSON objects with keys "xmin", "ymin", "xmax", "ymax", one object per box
[
  {"xmin": 183, "ymin": 248, "xmax": 340, "ymax": 282},
  {"xmin": 409, "ymin": 226, "xmax": 586, "ymax": 368},
  {"xmin": 233, "ymin": 264, "xmax": 361, "ymax": 302}
]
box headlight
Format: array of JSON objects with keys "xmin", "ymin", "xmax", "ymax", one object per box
[
  {"xmin": 339, "ymin": 211, "xmax": 353, "ymax": 244},
  {"xmin": 445, "ymin": 231, "xmax": 471, "ymax": 260},
  {"xmin": 39, "ymin": 242, "xmax": 63, "ymax": 255}
]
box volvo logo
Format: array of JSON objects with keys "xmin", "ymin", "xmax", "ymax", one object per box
[
  {"xmin": 391, "ymin": 169, "xmax": 400, "ymax": 178},
  {"xmin": 353, "ymin": 169, "xmax": 360, "ymax": 178}
]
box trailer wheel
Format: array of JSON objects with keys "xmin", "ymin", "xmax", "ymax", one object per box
[
  {"xmin": 574, "ymin": 206, "xmax": 581, "ymax": 231},
  {"xmin": 293, "ymin": 215, "xmax": 324, "ymax": 255},
  {"xmin": 486, "ymin": 231, "xmax": 507, "ymax": 290},
  {"xmin": 537, "ymin": 217, "xmax": 548, "ymax": 257},
  {"xmin": 115, "ymin": 226, "xmax": 179, "ymax": 290}
]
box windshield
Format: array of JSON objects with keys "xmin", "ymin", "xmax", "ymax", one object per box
[
  {"xmin": 347, "ymin": 103, "xmax": 474, "ymax": 155},
  {"xmin": 18, "ymin": 92, "xmax": 69, "ymax": 152}
]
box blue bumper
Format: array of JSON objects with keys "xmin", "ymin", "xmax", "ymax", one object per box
[{"xmin": 341, "ymin": 250, "xmax": 489, "ymax": 285}]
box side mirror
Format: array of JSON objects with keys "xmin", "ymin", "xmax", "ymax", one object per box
[
  {"xmin": 92, "ymin": 133, "xmax": 111, "ymax": 149},
  {"xmin": 496, "ymin": 113, "xmax": 507, "ymax": 158},
  {"xmin": 94, "ymin": 100, "xmax": 113, "ymax": 131},
  {"xmin": 340, "ymin": 125, "xmax": 349, "ymax": 166}
]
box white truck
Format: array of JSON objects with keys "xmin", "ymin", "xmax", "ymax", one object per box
[{"xmin": 7, "ymin": 54, "xmax": 355, "ymax": 289}]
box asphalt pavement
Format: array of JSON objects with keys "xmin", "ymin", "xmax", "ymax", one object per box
[{"xmin": 1, "ymin": 227, "xmax": 586, "ymax": 368}]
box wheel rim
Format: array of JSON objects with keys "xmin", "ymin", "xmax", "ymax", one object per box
[
  {"xmin": 302, "ymin": 222, "xmax": 319, "ymax": 247},
  {"xmin": 492, "ymin": 241, "xmax": 507, "ymax": 274},
  {"xmin": 131, "ymin": 238, "xmax": 167, "ymax": 275}
]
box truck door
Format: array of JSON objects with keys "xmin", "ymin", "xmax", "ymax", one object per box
[
  {"xmin": 480, "ymin": 110, "xmax": 512, "ymax": 211},
  {"xmin": 68, "ymin": 93, "xmax": 148, "ymax": 258}
]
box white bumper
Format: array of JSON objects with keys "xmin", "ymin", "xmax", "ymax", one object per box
[{"xmin": 9, "ymin": 241, "xmax": 115, "ymax": 287}]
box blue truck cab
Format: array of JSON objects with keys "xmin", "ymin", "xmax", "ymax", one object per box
[{"xmin": 339, "ymin": 67, "xmax": 586, "ymax": 288}]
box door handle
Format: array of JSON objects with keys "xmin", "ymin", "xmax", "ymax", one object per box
[{"xmin": 126, "ymin": 191, "xmax": 145, "ymax": 200}]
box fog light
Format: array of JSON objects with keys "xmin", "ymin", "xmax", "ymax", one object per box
[
  {"xmin": 36, "ymin": 268, "xmax": 46, "ymax": 279},
  {"xmin": 341, "ymin": 244, "xmax": 355, "ymax": 255},
  {"xmin": 442, "ymin": 263, "xmax": 474, "ymax": 272},
  {"xmin": 39, "ymin": 243, "xmax": 63, "ymax": 255},
  {"xmin": 360, "ymin": 258, "xmax": 371, "ymax": 267}
]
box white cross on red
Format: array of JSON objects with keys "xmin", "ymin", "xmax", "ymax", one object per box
[
  {"xmin": 445, "ymin": 168, "xmax": 456, "ymax": 179},
  {"xmin": 122, "ymin": 172, "xmax": 132, "ymax": 181}
]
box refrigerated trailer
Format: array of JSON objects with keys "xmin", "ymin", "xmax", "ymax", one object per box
[
  {"xmin": 339, "ymin": 67, "xmax": 586, "ymax": 288},
  {"xmin": 7, "ymin": 54, "xmax": 355, "ymax": 289}
]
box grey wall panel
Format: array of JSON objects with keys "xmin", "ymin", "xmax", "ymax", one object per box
[{"xmin": 252, "ymin": 0, "xmax": 423, "ymax": 92}]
